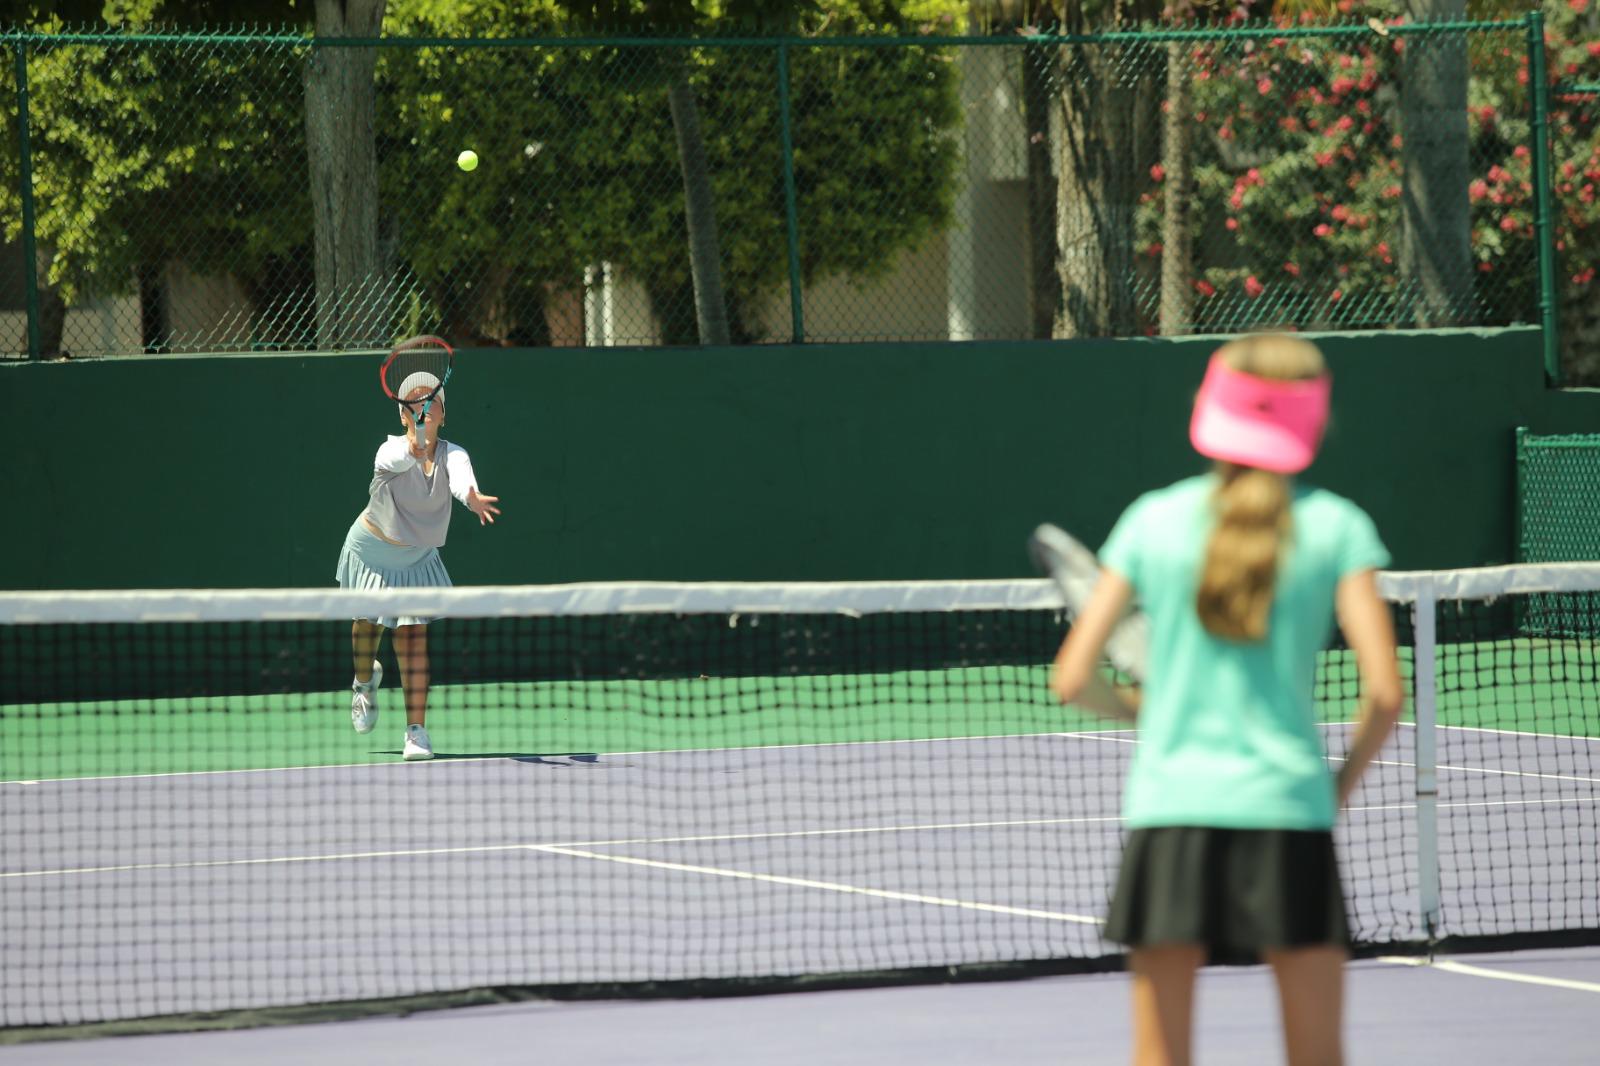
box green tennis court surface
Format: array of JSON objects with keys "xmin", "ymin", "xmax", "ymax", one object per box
[{"xmin": 5, "ymin": 644, "xmax": 1594, "ymax": 781}]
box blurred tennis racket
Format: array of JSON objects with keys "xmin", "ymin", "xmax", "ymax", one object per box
[
  {"xmin": 1028, "ymin": 523, "xmax": 1148, "ymax": 683},
  {"xmin": 380, "ymin": 335, "xmax": 455, "ymax": 447}
]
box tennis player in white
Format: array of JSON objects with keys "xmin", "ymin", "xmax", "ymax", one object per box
[
  {"xmin": 1051, "ymin": 335, "xmax": 1403, "ymax": 1066},
  {"xmin": 335, "ymin": 372, "xmax": 500, "ymax": 760}
]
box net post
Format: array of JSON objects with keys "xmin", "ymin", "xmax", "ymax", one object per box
[{"xmin": 1412, "ymin": 581, "xmax": 1442, "ymax": 944}]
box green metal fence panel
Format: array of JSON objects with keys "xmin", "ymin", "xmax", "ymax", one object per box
[
  {"xmin": 0, "ymin": 17, "xmax": 1590, "ymax": 361},
  {"xmin": 1516, "ymin": 427, "xmax": 1600, "ymax": 564}
]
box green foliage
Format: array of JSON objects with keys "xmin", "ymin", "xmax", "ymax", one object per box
[
  {"xmin": 379, "ymin": 0, "xmax": 963, "ymax": 341},
  {"xmin": 4, "ymin": 0, "xmax": 965, "ymax": 347},
  {"xmin": 1, "ymin": 5, "xmax": 309, "ymax": 316}
]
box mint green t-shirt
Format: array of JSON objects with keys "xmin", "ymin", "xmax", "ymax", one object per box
[{"xmin": 1099, "ymin": 474, "xmax": 1390, "ymax": 831}]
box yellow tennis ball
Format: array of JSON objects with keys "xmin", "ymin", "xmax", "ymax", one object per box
[{"xmin": 457, "ymin": 149, "xmax": 479, "ymax": 172}]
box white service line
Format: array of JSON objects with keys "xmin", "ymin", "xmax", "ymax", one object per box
[
  {"xmin": 1378, "ymin": 955, "xmax": 1600, "ymax": 994},
  {"xmin": 529, "ymin": 844, "xmax": 1105, "ymax": 926},
  {"xmin": 0, "ymin": 813, "xmax": 1123, "ymax": 879},
  {"xmin": 1369, "ymin": 759, "xmax": 1600, "ymax": 785}
]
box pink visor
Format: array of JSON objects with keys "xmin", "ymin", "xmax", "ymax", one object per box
[{"xmin": 1189, "ymin": 353, "xmax": 1331, "ymax": 474}]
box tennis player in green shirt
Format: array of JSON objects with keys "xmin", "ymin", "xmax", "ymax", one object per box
[{"xmin": 1051, "ymin": 334, "xmax": 1404, "ymax": 1066}]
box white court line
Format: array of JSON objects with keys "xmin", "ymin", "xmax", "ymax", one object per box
[
  {"xmin": 1055, "ymin": 732, "xmax": 1138, "ymax": 745},
  {"xmin": 1378, "ymin": 955, "xmax": 1600, "ymax": 994},
  {"xmin": 0, "ymin": 813, "xmax": 1124, "ymax": 879},
  {"xmin": 0, "ymin": 729, "xmax": 1103, "ymax": 787},
  {"xmin": 529, "ymin": 844, "xmax": 1105, "ymax": 926},
  {"xmin": 1369, "ymin": 758, "xmax": 1600, "ymax": 785},
  {"xmin": 8, "ymin": 791, "xmax": 1596, "ymax": 881},
  {"xmin": 4, "ymin": 721, "xmax": 1595, "ymax": 787}
]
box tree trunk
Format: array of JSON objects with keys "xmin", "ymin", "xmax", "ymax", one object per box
[
  {"xmin": 1023, "ymin": 42, "xmax": 1058, "ymax": 340},
  {"xmin": 665, "ymin": 50, "xmax": 731, "ymax": 346},
  {"xmin": 1560, "ymin": 281, "xmax": 1600, "ymax": 386},
  {"xmin": 1399, "ymin": 0, "xmax": 1474, "ymax": 327},
  {"xmin": 304, "ymin": 0, "xmax": 386, "ymax": 349},
  {"xmin": 1158, "ymin": 41, "xmax": 1194, "ymax": 336},
  {"xmin": 1053, "ymin": 45, "xmax": 1147, "ymax": 338},
  {"xmin": 34, "ymin": 242, "xmax": 66, "ymax": 359}
]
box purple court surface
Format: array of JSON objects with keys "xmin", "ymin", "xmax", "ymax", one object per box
[{"xmin": 2, "ymin": 948, "xmax": 1597, "ymax": 1064}]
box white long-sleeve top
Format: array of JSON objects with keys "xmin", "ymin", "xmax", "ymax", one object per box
[{"xmin": 363, "ymin": 435, "xmax": 479, "ymax": 549}]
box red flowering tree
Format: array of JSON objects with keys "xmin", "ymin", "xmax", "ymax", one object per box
[{"xmin": 1131, "ymin": 1, "xmax": 1600, "ymax": 380}]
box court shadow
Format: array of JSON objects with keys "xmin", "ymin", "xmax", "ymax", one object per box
[{"xmin": 369, "ymin": 751, "xmax": 609, "ymax": 766}]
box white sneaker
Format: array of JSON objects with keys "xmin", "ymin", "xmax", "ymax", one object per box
[
  {"xmin": 403, "ymin": 724, "xmax": 434, "ymax": 761},
  {"xmin": 351, "ymin": 661, "xmax": 382, "ymax": 734}
]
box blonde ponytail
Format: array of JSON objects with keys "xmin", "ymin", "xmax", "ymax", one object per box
[
  {"xmin": 1193, "ymin": 334, "xmax": 1326, "ymax": 641},
  {"xmin": 1197, "ymin": 465, "xmax": 1291, "ymax": 640}
]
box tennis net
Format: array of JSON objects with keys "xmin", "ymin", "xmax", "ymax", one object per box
[{"xmin": 1, "ymin": 566, "xmax": 1596, "ymax": 1032}]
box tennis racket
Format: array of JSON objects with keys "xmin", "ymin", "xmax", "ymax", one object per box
[
  {"xmin": 379, "ymin": 335, "xmax": 455, "ymax": 450},
  {"xmin": 1028, "ymin": 523, "xmax": 1149, "ymax": 682}
]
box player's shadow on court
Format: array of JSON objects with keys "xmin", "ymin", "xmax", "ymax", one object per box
[{"xmin": 370, "ymin": 751, "xmax": 611, "ymax": 767}]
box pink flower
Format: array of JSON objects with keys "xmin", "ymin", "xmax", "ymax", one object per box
[
  {"xmin": 1331, "ymin": 76, "xmax": 1358, "ymax": 96},
  {"xmin": 1150, "ymin": 164, "xmax": 1165, "ymax": 182},
  {"xmin": 1470, "ymin": 180, "xmax": 1489, "ymax": 201},
  {"xmin": 1383, "ymin": 185, "xmax": 1402, "ymax": 199},
  {"xmin": 1314, "ymin": 223, "xmax": 1333, "ymax": 237},
  {"xmin": 1230, "ymin": 189, "xmax": 1245, "ymax": 210},
  {"xmin": 1195, "ymin": 279, "xmax": 1216, "ymax": 297},
  {"xmin": 1392, "ymin": 134, "xmax": 1403, "ymax": 150},
  {"xmin": 1247, "ymin": 167, "xmax": 1262, "ymax": 185},
  {"xmin": 1283, "ymin": 262, "xmax": 1300, "ymax": 277},
  {"xmin": 1332, "ymin": 204, "xmax": 1351, "ymax": 222},
  {"xmin": 1588, "ymin": 42, "xmax": 1600, "ymax": 58},
  {"xmin": 1244, "ymin": 276, "xmax": 1265, "ymax": 298},
  {"xmin": 1258, "ymin": 77, "xmax": 1274, "ymax": 95},
  {"xmin": 1330, "ymin": 289, "xmax": 1344, "ymax": 302},
  {"xmin": 1226, "ymin": 218, "xmax": 1240, "ymax": 230},
  {"xmin": 1572, "ymin": 0, "xmax": 1588, "ymax": 14},
  {"xmin": 1335, "ymin": 116, "xmax": 1355, "ymax": 132},
  {"xmin": 1314, "ymin": 151, "xmax": 1335, "ymax": 167},
  {"xmin": 1500, "ymin": 216, "xmax": 1519, "ymax": 232},
  {"xmin": 1513, "ymin": 145, "xmax": 1530, "ymax": 159}
]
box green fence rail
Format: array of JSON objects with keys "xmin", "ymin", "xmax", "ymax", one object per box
[{"xmin": 2, "ymin": 10, "xmax": 1597, "ymax": 376}]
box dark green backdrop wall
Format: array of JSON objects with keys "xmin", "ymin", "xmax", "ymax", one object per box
[{"xmin": 7, "ymin": 327, "xmax": 1596, "ymax": 590}]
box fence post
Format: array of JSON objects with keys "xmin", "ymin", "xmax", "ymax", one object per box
[
  {"xmin": 1527, "ymin": 10, "xmax": 1560, "ymax": 385},
  {"xmin": 776, "ymin": 40, "xmax": 804, "ymax": 344},
  {"xmin": 13, "ymin": 38, "xmax": 43, "ymax": 362}
]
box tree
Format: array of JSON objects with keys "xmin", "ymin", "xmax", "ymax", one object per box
[
  {"xmin": 1, "ymin": 1, "xmax": 312, "ymax": 355},
  {"xmin": 305, "ymin": 0, "xmax": 387, "ymax": 348},
  {"xmin": 380, "ymin": 0, "xmax": 963, "ymax": 346},
  {"xmin": 1400, "ymin": 0, "xmax": 1474, "ymax": 326}
]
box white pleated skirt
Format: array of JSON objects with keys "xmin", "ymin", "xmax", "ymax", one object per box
[{"xmin": 334, "ymin": 516, "xmax": 452, "ymax": 629}]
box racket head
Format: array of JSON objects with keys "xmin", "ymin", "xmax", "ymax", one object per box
[
  {"xmin": 1029, "ymin": 523, "xmax": 1149, "ymax": 682},
  {"xmin": 380, "ymin": 336, "xmax": 455, "ymax": 420}
]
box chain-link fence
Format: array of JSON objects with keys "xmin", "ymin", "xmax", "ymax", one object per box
[{"xmin": 2, "ymin": 15, "xmax": 1593, "ymax": 372}]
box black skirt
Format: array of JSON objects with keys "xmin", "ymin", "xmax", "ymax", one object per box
[{"xmin": 1104, "ymin": 826, "xmax": 1349, "ymax": 964}]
